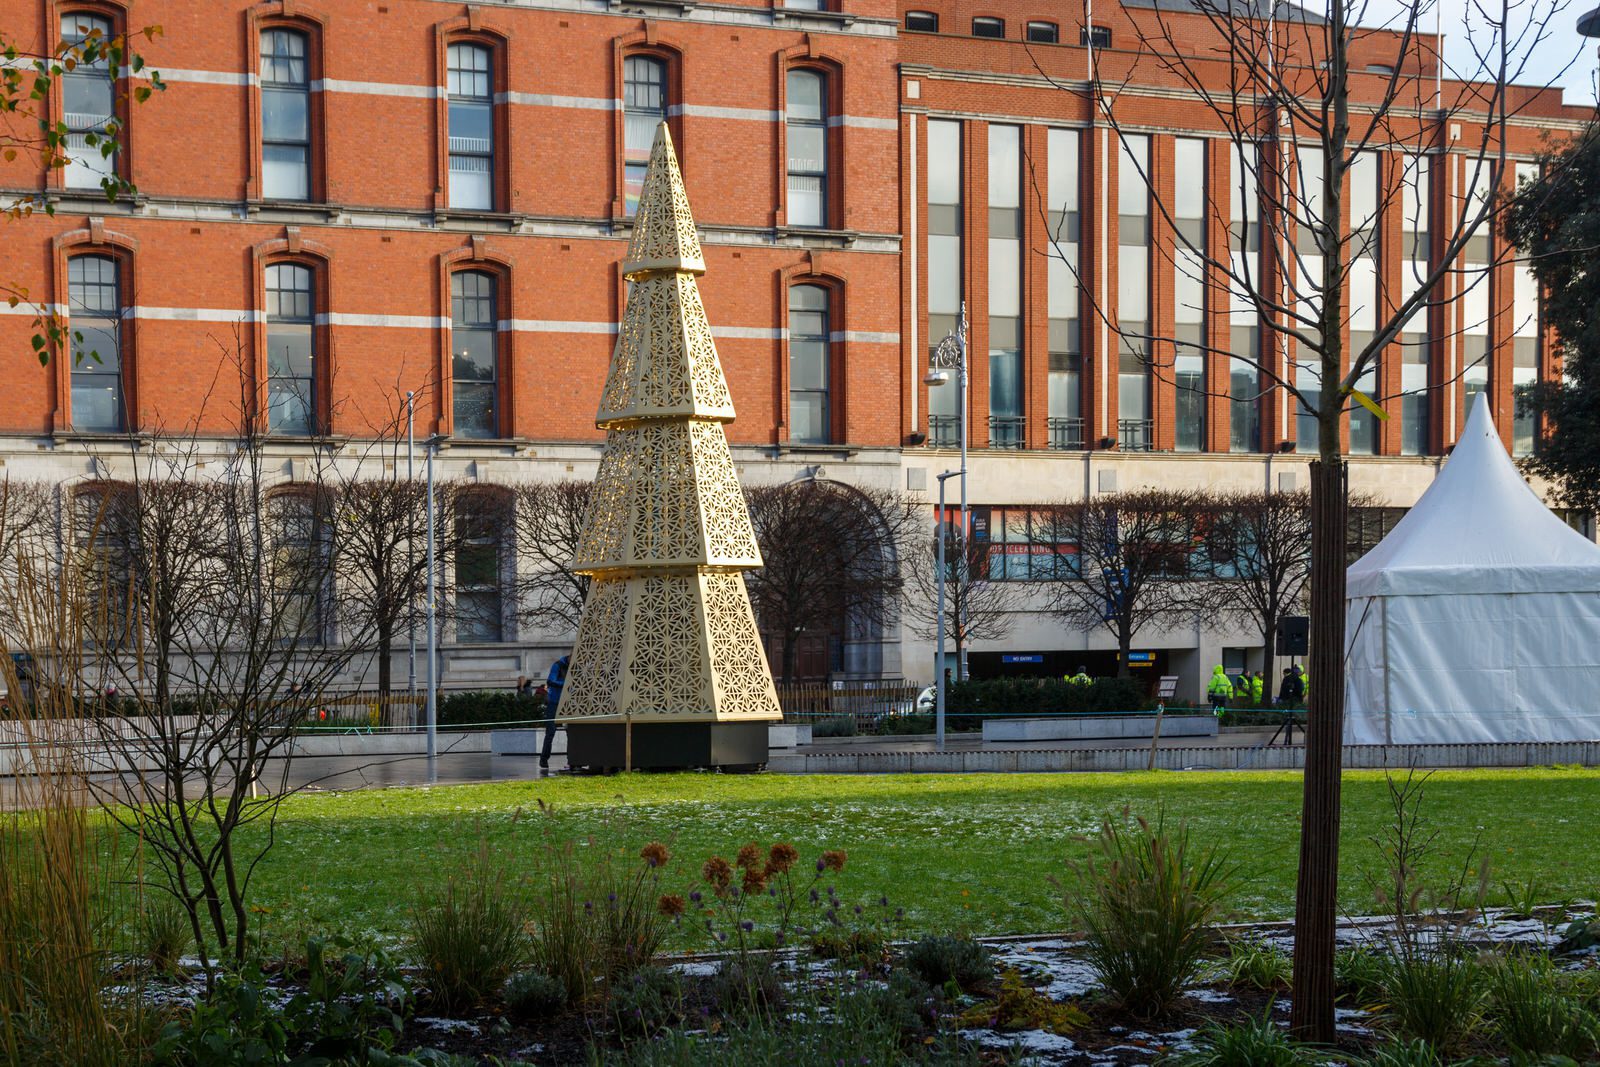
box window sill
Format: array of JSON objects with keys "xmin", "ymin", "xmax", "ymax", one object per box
[
  {"xmin": 247, "ymin": 199, "xmax": 340, "ymax": 220},
  {"xmin": 772, "ymin": 7, "xmax": 857, "ymax": 28},
  {"xmin": 774, "ymin": 225, "xmax": 858, "ymax": 247},
  {"xmin": 52, "ymin": 430, "xmax": 147, "ymax": 446},
  {"xmin": 774, "ymin": 441, "xmax": 862, "ymax": 458},
  {"xmin": 607, "ymin": 0, "xmax": 696, "ymax": 14}
]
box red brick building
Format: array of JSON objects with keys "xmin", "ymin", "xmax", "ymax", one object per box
[{"xmin": 0, "ymin": 0, "xmax": 1589, "ymax": 689}]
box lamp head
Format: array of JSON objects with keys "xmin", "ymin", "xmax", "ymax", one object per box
[{"xmin": 924, "ymin": 368, "xmax": 952, "ymax": 387}]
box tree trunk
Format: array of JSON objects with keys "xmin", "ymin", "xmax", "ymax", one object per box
[
  {"xmin": 1290, "ymin": 459, "xmax": 1348, "ymax": 1042},
  {"xmin": 1261, "ymin": 609, "xmax": 1277, "ymax": 699},
  {"xmin": 376, "ymin": 618, "xmax": 394, "ymax": 697},
  {"xmin": 1116, "ymin": 618, "xmax": 1132, "ymax": 679}
]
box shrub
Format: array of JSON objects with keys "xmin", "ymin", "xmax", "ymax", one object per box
[
  {"xmin": 810, "ymin": 927, "xmax": 887, "ymax": 966},
  {"xmin": 874, "ymin": 713, "xmax": 934, "ymax": 736},
  {"xmin": 1166, "ymin": 1012, "xmax": 1317, "ymax": 1066},
  {"xmin": 1378, "ymin": 945, "xmax": 1486, "ymax": 1053},
  {"xmin": 140, "ymin": 900, "xmax": 192, "ymax": 976},
  {"xmin": 1353, "ymin": 1039, "xmax": 1444, "ymax": 1067},
  {"xmin": 502, "ymin": 969, "xmax": 566, "ymax": 1020},
  {"xmin": 810, "ymin": 716, "xmax": 855, "ymax": 738},
  {"xmin": 945, "ymin": 676, "xmax": 1147, "ymax": 730},
  {"xmin": 840, "ymin": 970, "xmax": 944, "ymax": 1042},
  {"xmin": 1334, "ymin": 946, "xmax": 1389, "ymax": 1007},
  {"xmin": 408, "ymin": 843, "xmax": 529, "ymax": 1013},
  {"xmin": 710, "ymin": 956, "xmax": 786, "ymax": 1015},
  {"xmin": 955, "ymin": 969, "xmax": 1087, "ymax": 1034},
  {"xmin": 437, "ymin": 688, "xmax": 544, "ymax": 729},
  {"xmin": 1223, "ymin": 939, "xmax": 1292, "ymax": 991},
  {"xmin": 609, "ymin": 966, "xmax": 685, "ymax": 1038},
  {"xmin": 1486, "ymin": 953, "xmax": 1600, "ymax": 1059},
  {"xmin": 1065, "ymin": 811, "xmax": 1233, "ymax": 1018},
  {"xmin": 902, "ymin": 935, "xmax": 995, "ymax": 993}
]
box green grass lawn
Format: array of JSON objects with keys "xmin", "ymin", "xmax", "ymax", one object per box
[{"xmin": 238, "ymin": 769, "xmax": 1599, "ymax": 950}]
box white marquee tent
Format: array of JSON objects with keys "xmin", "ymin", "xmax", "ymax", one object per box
[{"xmin": 1345, "ymin": 395, "xmax": 1600, "ymax": 744}]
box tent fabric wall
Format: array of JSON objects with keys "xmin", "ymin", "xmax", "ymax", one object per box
[
  {"xmin": 1344, "ymin": 396, "xmax": 1600, "ymax": 745},
  {"xmin": 1346, "ymin": 590, "xmax": 1600, "ymax": 744}
]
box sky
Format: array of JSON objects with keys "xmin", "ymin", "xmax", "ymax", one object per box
[{"xmin": 1357, "ymin": 0, "xmax": 1598, "ymax": 108}]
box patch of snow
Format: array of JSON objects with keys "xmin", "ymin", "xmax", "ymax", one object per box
[
  {"xmin": 1182, "ymin": 987, "xmax": 1234, "ymax": 1004},
  {"xmin": 415, "ymin": 1017, "xmax": 480, "ymax": 1034}
]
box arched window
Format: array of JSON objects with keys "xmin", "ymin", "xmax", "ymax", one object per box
[
  {"xmin": 260, "ymin": 28, "xmax": 311, "ymax": 201},
  {"xmin": 74, "ymin": 483, "xmax": 135, "ymax": 646},
  {"xmin": 789, "ymin": 285, "xmax": 831, "ymax": 443},
  {"xmin": 447, "ymin": 43, "xmax": 495, "ymax": 210},
  {"xmin": 786, "ymin": 70, "xmax": 827, "ymax": 228},
  {"xmin": 68, "ymin": 254, "xmax": 125, "ymax": 432},
  {"xmin": 450, "ymin": 271, "xmax": 499, "ymax": 438},
  {"xmin": 972, "ymin": 16, "xmax": 1005, "ymax": 38},
  {"xmin": 455, "ymin": 492, "xmax": 507, "ymax": 643},
  {"xmin": 60, "ymin": 12, "xmax": 116, "ymax": 190},
  {"xmin": 905, "ymin": 11, "xmax": 939, "ymax": 31},
  {"xmin": 264, "ymin": 263, "xmax": 316, "ymax": 435},
  {"xmin": 623, "ymin": 56, "xmax": 668, "ymax": 215}
]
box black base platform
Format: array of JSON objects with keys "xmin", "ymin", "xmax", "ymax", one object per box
[{"xmin": 564, "ymin": 720, "xmax": 770, "ymax": 772}]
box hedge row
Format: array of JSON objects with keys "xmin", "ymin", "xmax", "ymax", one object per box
[
  {"xmin": 943, "ymin": 676, "xmax": 1148, "ymax": 731},
  {"xmin": 438, "ymin": 689, "xmax": 546, "ymax": 728}
]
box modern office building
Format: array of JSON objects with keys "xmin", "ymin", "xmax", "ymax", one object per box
[{"xmin": 0, "ymin": 0, "xmax": 1589, "ymax": 695}]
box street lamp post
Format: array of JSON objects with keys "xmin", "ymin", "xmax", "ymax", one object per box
[
  {"xmin": 925, "ymin": 302, "xmax": 969, "ymax": 752},
  {"xmin": 406, "ymin": 393, "xmax": 417, "ymax": 705},
  {"xmin": 424, "ymin": 432, "xmax": 444, "ymax": 782},
  {"xmin": 933, "ymin": 470, "xmax": 963, "ymax": 752}
]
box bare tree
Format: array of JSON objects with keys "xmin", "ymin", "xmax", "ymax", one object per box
[
  {"xmin": 744, "ymin": 479, "xmax": 919, "ymax": 684},
  {"xmin": 1036, "ymin": 489, "xmax": 1217, "ymax": 678},
  {"xmin": 903, "ymin": 522, "xmax": 1021, "ymax": 678},
  {"xmin": 66, "ymin": 351, "xmax": 380, "ymax": 977},
  {"xmin": 0, "ymin": 478, "xmax": 54, "ymax": 596},
  {"xmin": 1036, "ymin": 0, "xmax": 1577, "ymax": 1036},
  {"xmin": 1209, "ymin": 489, "xmax": 1313, "ymax": 681},
  {"xmin": 512, "ymin": 480, "xmax": 592, "ymax": 638},
  {"xmin": 332, "ymin": 468, "xmax": 461, "ymax": 699}
]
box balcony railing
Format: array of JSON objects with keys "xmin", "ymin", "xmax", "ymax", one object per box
[
  {"xmin": 988, "ymin": 416, "xmax": 1026, "ymax": 450},
  {"xmin": 1118, "ymin": 418, "xmax": 1155, "ymax": 451},
  {"xmin": 1047, "ymin": 416, "xmax": 1085, "ymax": 450},
  {"xmin": 926, "ymin": 415, "xmax": 959, "ymax": 448}
]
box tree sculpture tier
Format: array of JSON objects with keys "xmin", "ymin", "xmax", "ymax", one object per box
[{"xmin": 561, "ymin": 124, "xmax": 782, "ymax": 729}]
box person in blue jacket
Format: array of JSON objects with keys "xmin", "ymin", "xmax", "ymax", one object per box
[{"xmin": 541, "ymin": 655, "xmax": 569, "ymax": 770}]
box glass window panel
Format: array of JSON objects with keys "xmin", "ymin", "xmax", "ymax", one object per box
[
  {"xmin": 65, "ymin": 75, "xmax": 114, "ymax": 125},
  {"xmin": 927, "ymin": 121, "xmax": 961, "ymax": 206},
  {"xmin": 972, "ymin": 17, "xmax": 1004, "ymax": 37},
  {"xmin": 928, "ymin": 234, "xmax": 961, "ymax": 315},
  {"xmin": 988, "ymin": 125, "xmax": 1020, "ymax": 209},
  {"xmin": 1174, "ymin": 138, "xmax": 1205, "ymax": 220},
  {"xmin": 906, "ymin": 11, "xmax": 938, "ymax": 31},
  {"xmin": 1349, "ymin": 151, "xmax": 1378, "ymax": 236},
  {"xmin": 1175, "ymin": 247, "xmax": 1205, "ymax": 326},
  {"xmin": 452, "ymin": 330, "xmax": 496, "ymax": 382},
  {"xmin": 1175, "ymin": 350, "xmax": 1204, "ymax": 452},
  {"xmin": 454, "ymin": 383, "xmax": 496, "ymax": 439},
  {"xmin": 989, "ymin": 238, "xmax": 1020, "ymax": 318},
  {"xmin": 1048, "ymin": 351, "xmax": 1080, "ymax": 416},
  {"xmin": 262, "ymin": 88, "xmax": 309, "ymax": 142},
  {"xmin": 789, "ymin": 392, "xmax": 828, "ymax": 443},
  {"xmin": 787, "ymin": 70, "xmax": 824, "ymax": 122},
  {"xmin": 267, "ymin": 324, "xmax": 314, "ymax": 377},
  {"xmin": 989, "ymin": 347, "xmax": 1022, "ymax": 417},
  {"xmin": 72, "ymin": 376, "xmax": 121, "ymax": 432},
  {"xmin": 1118, "ymin": 245, "xmax": 1148, "ymax": 322},
  {"xmin": 73, "ymin": 323, "xmax": 120, "ymax": 371},
  {"xmin": 268, "ymin": 380, "xmax": 312, "ymax": 434},
  {"xmin": 1026, "ymin": 21, "xmax": 1058, "ymax": 43},
  {"xmin": 787, "ymin": 124, "xmax": 825, "ymax": 175},
  {"xmin": 263, "ymin": 145, "xmax": 309, "ymax": 200},
  {"xmin": 787, "ymin": 175, "xmax": 824, "ymax": 227},
  {"xmin": 1118, "ymin": 134, "xmax": 1149, "ymax": 217},
  {"xmin": 789, "ymin": 340, "xmax": 828, "ymax": 389}
]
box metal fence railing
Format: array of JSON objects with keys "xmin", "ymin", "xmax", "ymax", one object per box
[{"xmin": 775, "ymin": 682, "xmax": 926, "ymax": 732}]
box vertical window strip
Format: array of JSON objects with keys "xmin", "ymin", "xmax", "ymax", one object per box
[
  {"xmin": 451, "ymin": 271, "xmax": 499, "ymax": 438},
  {"xmin": 788, "ymin": 285, "xmax": 830, "ymax": 443},
  {"xmin": 1046, "ymin": 128, "xmax": 1081, "ymax": 449},
  {"xmin": 60, "ymin": 13, "xmax": 116, "ymax": 190},
  {"xmin": 260, "ymin": 29, "xmax": 311, "ymax": 200},
  {"xmin": 68, "ymin": 255, "xmax": 124, "ymax": 432},
  {"xmin": 1228, "ymin": 140, "xmax": 1261, "ymax": 453},
  {"xmin": 265, "ymin": 263, "xmax": 315, "ymax": 435},
  {"xmin": 987, "ymin": 124, "xmax": 1023, "ymax": 449},
  {"xmin": 1173, "ymin": 137, "xmax": 1206, "ymax": 453},
  {"xmin": 926, "ymin": 119, "xmax": 962, "ymax": 436},
  {"xmin": 1117, "ymin": 133, "xmax": 1151, "ymax": 450},
  {"xmin": 786, "ymin": 70, "xmax": 828, "ymax": 228},
  {"xmin": 447, "ymin": 44, "xmax": 494, "ymax": 211},
  {"xmin": 623, "ymin": 56, "xmax": 667, "ymax": 216}
]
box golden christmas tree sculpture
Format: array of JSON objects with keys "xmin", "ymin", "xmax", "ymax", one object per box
[{"xmin": 560, "ymin": 123, "xmax": 781, "ymax": 768}]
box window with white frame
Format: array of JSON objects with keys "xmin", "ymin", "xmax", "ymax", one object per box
[
  {"xmin": 260, "ymin": 29, "xmax": 311, "ymax": 200},
  {"xmin": 447, "ymin": 43, "xmax": 494, "ymax": 211},
  {"xmin": 451, "ymin": 271, "xmax": 498, "ymax": 438},
  {"xmin": 60, "ymin": 13, "xmax": 116, "ymax": 190},
  {"xmin": 68, "ymin": 254, "xmax": 125, "ymax": 432},
  {"xmin": 623, "ymin": 56, "xmax": 667, "ymax": 215},
  {"xmin": 786, "ymin": 69, "xmax": 828, "ymax": 228},
  {"xmin": 265, "ymin": 263, "xmax": 315, "ymax": 435}
]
